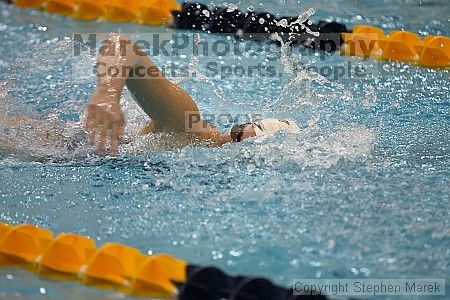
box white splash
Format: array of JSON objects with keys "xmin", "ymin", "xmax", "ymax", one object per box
[
  {"xmin": 274, "ymin": 7, "xmax": 319, "ymax": 37},
  {"xmin": 238, "ymin": 125, "xmax": 376, "ymax": 169},
  {"xmin": 226, "ymin": 4, "xmax": 238, "ymax": 12}
]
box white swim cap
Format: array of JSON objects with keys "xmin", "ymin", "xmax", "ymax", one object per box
[{"xmin": 252, "ymin": 119, "xmax": 300, "ymax": 137}]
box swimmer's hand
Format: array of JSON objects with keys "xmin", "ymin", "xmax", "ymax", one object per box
[{"xmin": 85, "ymin": 89, "xmax": 125, "ymax": 156}]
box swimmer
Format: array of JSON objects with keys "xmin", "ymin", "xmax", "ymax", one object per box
[
  {"xmin": 85, "ymin": 33, "xmax": 300, "ymax": 155},
  {"xmin": 0, "ymin": 33, "xmax": 299, "ymax": 157}
]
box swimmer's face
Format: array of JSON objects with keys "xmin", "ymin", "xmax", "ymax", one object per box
[{"xmin": 230, "ymin": 123, "xmax": 257, "ymax": 142}]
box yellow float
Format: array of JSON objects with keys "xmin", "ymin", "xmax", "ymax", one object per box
[
  {"xmin": 0, "ymin": 222, "xmax": 187, "ymax": 299},
  {"xmin": 11, "ymin": 0, "xmax": 181, "ymax": 26},
  {"xmin": 341, "ymin": 25, "xmax": 449, "ymax": 68}
]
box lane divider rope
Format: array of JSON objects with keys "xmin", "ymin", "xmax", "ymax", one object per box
[
  {"xmin": 6, "ymin": 0, "xmax": 449, "ymax": 69},
  {"xmin": 0, "ymin": 223, "xmax": 186, "ymax": 298},
  {"xmin": 341, "ymin": 25, "xmax": 449, "ymax": 68},
  {"xmin": 12, "ymin": 0, "xmax": 180, "ymax": 25},
  {"xmin": 0, "ymin": 223, "xmax": 330, "ymax": 299}
]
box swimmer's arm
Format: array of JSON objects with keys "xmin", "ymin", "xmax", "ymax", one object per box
[
  {"xmin": 85, "ymin": 33, "xmax": 130, "ymax": 155},
  {"xmin": 86, "ymin": 33, "xmax": 223, "ymax": 154},
  {"xmin": 85, "ymin": 33, "xmax": 171, "ymax": 154},
  {"xmin": 95, "ymin": 32, "xmax": 200, "ymax": 130},
  {"xmin": 139, "ymin": 119, "xmax": 226, "ymax": 147}
]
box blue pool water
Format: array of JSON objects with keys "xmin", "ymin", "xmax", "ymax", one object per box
[{"xmin": 0, "ymin": 0, "xmax": 449, "ymax": 299}]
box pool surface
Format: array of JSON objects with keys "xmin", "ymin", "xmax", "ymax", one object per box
[{"xmin": 0, "ymin": 0, "xmax": 449, "ymax": 299}]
